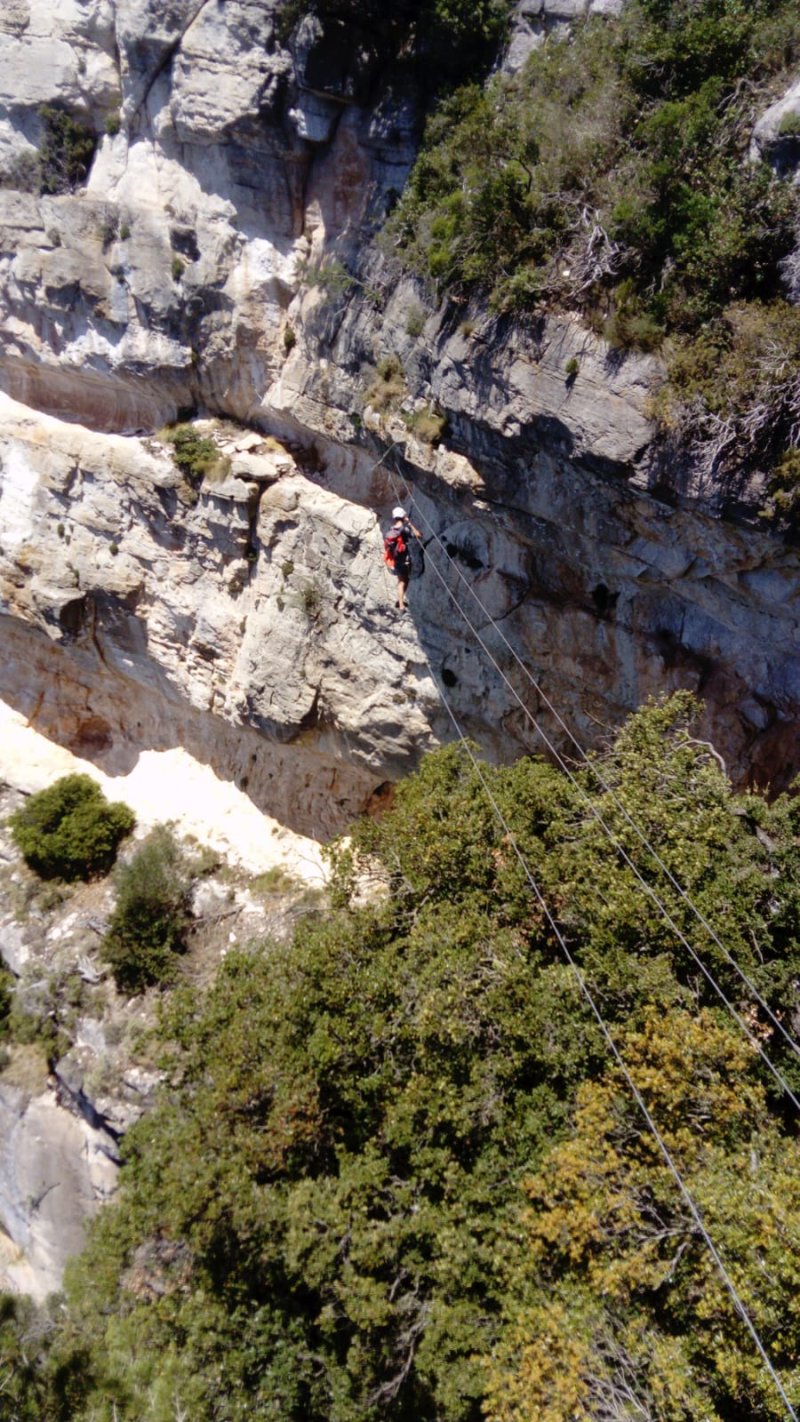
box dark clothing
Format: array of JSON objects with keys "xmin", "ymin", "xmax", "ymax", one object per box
[{"xmin": 385, "ymin": 520, "xmax": 414, "ymax": 579}]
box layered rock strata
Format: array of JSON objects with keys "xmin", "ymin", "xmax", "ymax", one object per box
[{"xmin": 0, "ymin": 0, "xmax": 798, "ymax": 779}]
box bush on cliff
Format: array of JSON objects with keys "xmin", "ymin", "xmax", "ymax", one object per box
[
  {"xmin": 277, "ymin": 0, "xmax": 511, "ymax": 81},
  {"xmin": 15, "ymin": 695, "xmax": 799, "ymax": 1421},
  {"xmin": 102, "ymin": 826, "xmax": 191, "ymax": 993},
  {"xmin": 37, "ymin": 105, "xmax": 97, "ymax": 195},
  {"xmin": 9, "ymin": 775, "xmax": 135, "ymax": 882},
  {"xmin": 389, "ymin": 0, "xmax": 800, "ymax": 334}
]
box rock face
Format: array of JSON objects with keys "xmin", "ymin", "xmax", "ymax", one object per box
[
  {"xmin": 0, "ymin": 1074, "xmax": 121, "ymax": 1300},
  {"xmin": 0, "ymin": 393, "xmax": 442, "ymax": 837},
  {"xmin": 0, "ymin": 0, "xmax": 796, "ymax": 808}
]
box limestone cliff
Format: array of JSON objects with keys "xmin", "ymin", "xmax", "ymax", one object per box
[{"xmin": 0, "ymin": 0, "xmax": 797, "ymax": 821}]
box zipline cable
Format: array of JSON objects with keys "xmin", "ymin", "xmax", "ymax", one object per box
[
  {"xmin": 388, "ymin": 467, "xmax": 800, "ymax": 1063},
  {"xmin": 384, "ymin": 468, "xmax": 800, "ymax": 1112},
  {"xmin": 420, "ymin": 653, "xmax": 799, "ymax": 1422}
]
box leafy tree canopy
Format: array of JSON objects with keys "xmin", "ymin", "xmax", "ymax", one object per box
[
  {"xmin": 102, "ymin": 826, "xmax": 191, "ymax": 993},
  {"xmin": 9, "ymin": 774, "xmax": 135, "ymax": 882},
  {"xmin": 3, "ymin": 695, "xmax": 800, "ymax": 1420}
]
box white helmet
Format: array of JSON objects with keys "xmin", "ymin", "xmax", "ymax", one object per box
[{"xmin": 392, "ymin": 506, "xmax": 406, "ymax": 519}]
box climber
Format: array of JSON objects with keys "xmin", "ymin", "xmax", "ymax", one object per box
[{"xmin": 383, "ymin": 505, "xmax": 422, "ymax": 612}]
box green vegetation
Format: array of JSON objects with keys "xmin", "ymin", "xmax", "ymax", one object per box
[
  {"xmin": 102, "ymin": 827, "xmax": 191, "ymax": 993},
  {"xmin": 768, "ymin": 444, "xmax": 800, "ymax": 533},
  {"xmin": 163, "ymin": 424, "xmax": 228, "ymax": 486},
  {"xmin": 404, "ymin": 402, "xmax": 449, "ymax": 443},
  {"xmin": 486, "ymin": 1006, "xmax": 800, "ymax": 1422},
  {"xmin": 405, "ymin": 303, "xmax": 427, "ymax": 337},
  {"xmin": 0, "ymin": 105, "xmax": 97, "ymax": 195},
  {"xmin": 653, "ymin": 299, "xmax": 800, "ymax": 492},
  {"xmin": 9, "ymin": 775, "xmax": 134, "ymax": 882},
  {"xmin": 364, "ymin": 353, "xmax": 406, "ymax": 413},
  {"xmin": 387, "ymin": 0, "xmax": 800, "ymax": 480},
  {"xmin": 391, "ymin": 0, "xmax": 800, "ymax": 329},
  {"xmin": 171, "ymin": 255, "xmax": 185, "ymax": 282},
  {"xmin": 299, "ymin": 578, "xmax": 323, "ymax": 618},
  {"xmin": 38, "ymin": 105, "xmax": 97, "ymax": 195},
  {"xmin": 5, "ymin": 695, "xmax": 800, "ymax": 1420}
]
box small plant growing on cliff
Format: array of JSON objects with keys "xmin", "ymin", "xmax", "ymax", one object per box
[
  {"xmin": 102, "ymin": 826, "xmax": 191, "ymax": 993},
  {"xmin": 301, "ymin": 257, "xmax": 354, "ymax": 299},
  {"xmin": 171, "ymin": 255, "xmax": 185, "ymax": 282},
  {"xmin": 164, "ymin": 423, "xmax": 228, "ymax": 486},
  {"xmin": 299, "ymin": 579, "xmax": 323, "ymax": 619},
  {"xmin": 9, "ymin": 775, "xmax": 135, "ymax": 882},
  {"xmin": 565, "ymin": 356, "xmax": 580, "ymax": 380},
  {"xmin": 0, "ymin": 151, "xmax": 40, "ymax": 193},
  {"xmin": 38, "ymin": 105, "xmax": 97, "ymax": 195},
  {"xmin": 283, "ymin": 323, "xmax": 297, "ymax": 353},
  {"xmin": 104, "ymin": 109, "xmax": 122, "ymax": 137},
  {"xmin": 403, "ymin": 403, "xmax": 448, "ymax": 445},
  {"xmin": 405, "ymin": 303, "xmax": 427, "ymax": 338},
  {"xmin": 101, "ymin": 215, "xmax": 118, "ymax": 250},
  {"xmin": 364, "ymin": 353, "xmax": 406, "ymax": 413}
]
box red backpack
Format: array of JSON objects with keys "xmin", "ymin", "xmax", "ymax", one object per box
[{"xmin": 383, "ymin": 526, "xmax": 407, "ymax": 568}]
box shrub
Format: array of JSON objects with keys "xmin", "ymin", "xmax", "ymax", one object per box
[
  {"xmin": 364, "ymin": 353, "xmax": 406, "ymax": 412},
  {"xmin": 301, "ymin": 257, "xmax": 354, "ymax": 298},
  {"xmin": 104, "ymin": 110, "xmax": 121, "ymax": 137},
  {"xmin": 171, "ymin": 255, "xmax": 185, "ymax": 282},
  {"xmin": 604, "ymin": 306, "xmax": 664, "ymax": 352},
  {"xmin": 387, "ymin": 0, "xmax": 800, "ymax": 354},
  {"xmin": 0, "ymin": 151, "xmax": 40, "ymax": 192},
  {"xmin": 102, "ymin": 826, "xmax": 190, "ymax": 993},
  {"xmin": 656, "ymin": 299, "xmax": 800, "ymax": 485},
  {"xmin": 282, "ymin": 324, "xmax": 297, "ymax": 352},
  {"xmin": 9, "ymin": 775, "xmax": 134, "ymax": 882},
  {"xmin": 767, "ymin": 445, "xmax": 800, "ymax": 535},
  {"xmin": 299, "ymin": 579, "xmax": 323, "ymax": 619},
  {"xmin": 101, "ymin": 216, "xmax": 118, "ymax": 250},
  {"xmin": 164, "ymin": 424, "xmax": 226, "ymax": 484},
  {"xmin": 565, "ymin": 356, "xmax": 580, "ymax": 379},
  {"xmin": 405, "ymin": 303, "xmax": 427, "ymax": 337},
  {"xmin": 119, "ymin": 222, "xmax": 131, "ymax": 240},
  {"xmin": 404, "ymin": 403, "xmax": 449, "ymax": 444},
  {"xmin": 38, "ymin": 105, "xmax": 97, "ymax": 195}
]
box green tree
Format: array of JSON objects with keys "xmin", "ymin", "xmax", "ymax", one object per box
[
  {"xmin": 484, "ymin": 1008, "xmax": 800, "ymax": 1422},
  {"xmin": 9, "ymin": 774, "xmax": 134, "ymax": 881},
  {"xmin": 38, "ymin": 105, "xmax": 97, "ymax": 195},
  {"xmin": 102, "ymin": 826, "xmax": 190, "ymax": 993}
]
